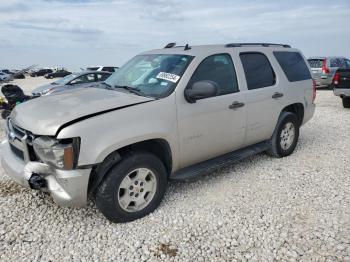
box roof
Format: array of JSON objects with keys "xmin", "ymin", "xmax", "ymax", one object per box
[{"xmin": 142, "ymin": 43, "xmax": 298, "ymax": 57}]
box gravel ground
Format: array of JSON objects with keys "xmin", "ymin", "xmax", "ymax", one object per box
[{"xmin": 0, "ymin": 79, "xmax": 349, "ymax": 261}]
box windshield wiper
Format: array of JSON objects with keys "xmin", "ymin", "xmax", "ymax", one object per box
[{"xmin": 113, "ymin": 85, "xmax": 144, "ymax": 96}]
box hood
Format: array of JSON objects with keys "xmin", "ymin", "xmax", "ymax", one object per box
[
  {"xmin": 32, "ymin": 83, "xmax": 56, "ymax": 94},
  {"xmin": 11, "ymin": 87, "xmax": 153, "ymax": 136}
]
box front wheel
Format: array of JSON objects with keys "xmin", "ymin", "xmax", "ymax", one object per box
[
  {"xmin": 342, "ymin": 97, "xmax": 350, "ymax": 108},
  {"xmin": 96, "ymin": 151, "xmax": 168, "ymax": 223},
  {"xmin": 266, "ymin": 112, "xmax": 300, "ymax": 158}
]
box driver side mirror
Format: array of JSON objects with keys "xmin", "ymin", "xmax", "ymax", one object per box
[{"xmin": 184, "ymin": 80, "xmax": 219, "ymax": 103}]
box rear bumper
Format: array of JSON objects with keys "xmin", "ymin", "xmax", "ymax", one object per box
[
  {"xmin": 334, "ymin": 88, "xmax": 350, "ymax": 98},
  {"xmin": 302, "ymin": 103, "xmax": 316, "ymax": 125},
  {"xmin": 0, "ymin": 139, "xmax": 91, "ymax": 207},
  {"xmin": 316, "ymin": 78, "xmax": 331, "ymax": 88}
]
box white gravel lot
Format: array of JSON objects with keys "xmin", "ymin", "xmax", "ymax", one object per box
[{"xmin": 0, "ymin": 78, "xmax": 349, "ymax": 261}]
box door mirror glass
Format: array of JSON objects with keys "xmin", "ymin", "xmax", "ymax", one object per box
[{"xmin": 184, "ymin": 80, "xmax": 218, "ymax": 103}]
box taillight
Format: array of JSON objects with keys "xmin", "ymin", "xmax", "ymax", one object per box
[
  {"xmin": 322, "ymin": 59, "xmax": 330, "ymax": 74},
  {"xmin": 312, "ymin": 79, "xmax": 316, "ymax": 103},
  {"xmin": 333, "ymin": 72, "xmax": 340, "ymax": 85}
]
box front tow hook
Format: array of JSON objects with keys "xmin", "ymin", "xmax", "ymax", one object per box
[{"xmin": 28, "ymin": 174, "xmax": 47, "ymax": 190}]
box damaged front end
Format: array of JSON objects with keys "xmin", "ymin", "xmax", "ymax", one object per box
[{"xmin": 0, "ymin": 118, "xmax": 91, "ymax": 207}]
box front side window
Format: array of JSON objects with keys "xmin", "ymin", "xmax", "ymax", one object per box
[
  {"xmin": 240, "ymin": 53, "xmax": 275, "ymax": 90},
  {"xmin": 53, "ymin": 73, "xmax": 78, "ymax": 85},
  {"xmin": 70, "ymin": 73, "xmax": 95, "ymax": 85},
  {"xmin": 345, "ymin": 59, "xmax": 350, "ymax": 68},
  {"xmin": 274, "ymin": 51, "xmax": 311, "ymax": 82},
  {"xmin": 188, "ymin": 53, "xmax": 239, "ymax": 96},
  {"xmin": 105, "ymin": 54, "xmax": 193, "ymax": 98},
  {"xmin": 97, "ymin": 73, "xmax": 110, "ymax": 81}
]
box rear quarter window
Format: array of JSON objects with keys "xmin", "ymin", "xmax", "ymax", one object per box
[{"xmin": 274, "ymin": 52, "xmax": 311, "ymax": 82}]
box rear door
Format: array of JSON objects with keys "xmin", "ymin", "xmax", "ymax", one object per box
[{"xmin": 239, "ymin": 52, "xmax": 284, "ymax": 145}]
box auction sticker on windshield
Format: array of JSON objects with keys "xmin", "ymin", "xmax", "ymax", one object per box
[{"xmin": 156, "ymin": 72, "xmax": 180, "ymax": 83}]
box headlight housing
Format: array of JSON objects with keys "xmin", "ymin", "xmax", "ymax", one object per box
[{"xmin": 33, "ymin": 136, "xmax": 80, "ymax": 170}]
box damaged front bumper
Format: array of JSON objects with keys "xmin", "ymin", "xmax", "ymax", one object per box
[{"xmin": 0, "ymin": 139, "xmax": 91, "ymax": 207}]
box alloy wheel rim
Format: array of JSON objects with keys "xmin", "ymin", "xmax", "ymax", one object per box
[
  {"xmin": 117, "ymin": 168, "xmax": 157, "ymax": 212},
  {"xmin": 280, "ymin": 122, "xmax": 295, "ymax": 150}
]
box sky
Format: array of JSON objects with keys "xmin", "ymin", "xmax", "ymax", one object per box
[{"xmin": 0, "ymin": 0, "xmax": 349, "ymax": 70}]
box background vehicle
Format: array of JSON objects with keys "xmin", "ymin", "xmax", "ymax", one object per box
[
  {"xmin": 44, "ymin": 69, "xmax": 71, "ymax": 79},
  {"xmin": 0, "ymin": 69, "xmax": 13, "ymax": 75},
  {"xmin": 86, "ymin": 66, "xmax": 119, "ymax": 72},
  {"xmin": 0, "ymin": 72, "xmax": 11, "ymax": 81},
  {"xmin": 32, "ymin": 71, "xmax": 111, "ymax": 96},
  {"xmin": 0, "ymin": 84, "xmax": 34, "ymax": 119},
  {"xmin": 308, "ymin": 56, "xmax": 350, "ymax": 89},
  {"xmin": 13, "ymin": 73, "xmax": 25, "ymax": 79},
  {"xmin": 333, "ymin": 68, "xmax": 350, "ymax": 108},
  {"xmin": 30, "ymin": 69, "xmax": 53, "ymax": 77},
  {"xmin": 1, "ymin": 43, "xmax": 315, "ymax": 223}
]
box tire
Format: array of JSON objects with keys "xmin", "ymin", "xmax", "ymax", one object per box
[
  {"xmin": 96, "ymin": 151, "xmax": 168, "ymax": 223},
  {"xmin": 342, "ymin": 97, "xmax": 350, "ymax": 108},
  {"xmin": 266, "ymin": 112, "xmax": 300, "ymax": 158}
]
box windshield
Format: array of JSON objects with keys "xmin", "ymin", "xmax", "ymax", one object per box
[
  {"xmin": 104, "ymin": 54, "xmax": 193, "ymax": 98},
  {"xmin": 52, "ymin": 73, "xmax": 77, "ymax": 85}
]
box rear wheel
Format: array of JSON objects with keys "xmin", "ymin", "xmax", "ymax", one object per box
[
  {"xmin": 342, "ymin": 97, "xmax": 350, "ymax": 108},
  {"xmin": 266, "ymin": 112, "xmax": 300, "ymax": 158},
  {"xmin": 96, "ymin": 151, "xmax": 168, "ymax": 223}
]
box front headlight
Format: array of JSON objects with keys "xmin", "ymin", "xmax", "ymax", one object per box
[{"xmin": 33, "ymin": 136, "xmax": 80, "ymax": 170}]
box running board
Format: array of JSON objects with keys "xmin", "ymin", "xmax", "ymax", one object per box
[{"xmin": 170, "ymin": 141, "xmax": 270, "ymax": 181}]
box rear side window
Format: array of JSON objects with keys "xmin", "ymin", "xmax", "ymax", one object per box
[
  {"xmin": 330, "ymin": 58, "xmax": 345, "ymax": 68},
  {"xmin": 240, "ymin": 53, "xmax": 275, "ymax": 90},
  {"xmin": 307, "ymin": 59, "xmax": 323, "ymax": 68},
  {"xmin": 274, "ymin": 52, "xmax": 311, "ymax": 82},
  {"xmin": 188, "ymin": 53, "xmax": 239, "ymax": 96}
]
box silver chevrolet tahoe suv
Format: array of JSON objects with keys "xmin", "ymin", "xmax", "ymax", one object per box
[{"xmin": 1, "ymin": 43, "xmax": 316, "ymax": 222}]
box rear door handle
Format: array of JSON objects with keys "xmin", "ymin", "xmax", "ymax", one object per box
[
  {"xmin": 229, "ymin": 101, "xmax": 245, "ymax": 109},
  {"xmin": 272, "ymin": 92, "xmax": 284, "ymax": 99}
]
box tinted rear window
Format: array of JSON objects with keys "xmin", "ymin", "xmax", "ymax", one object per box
[
  {"xmin": 307, "ymin": 59, "xmax": 323, "ymax": 68},
  {"xmin": 240, "ymin": 53, "xmax": 275, "ymax": 90},
  {"xmin": 274, "ymin": 52, "xmax": 311, "ymax": 82}
]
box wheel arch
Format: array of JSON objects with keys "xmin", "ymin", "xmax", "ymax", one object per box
[
  {"xmin": 281, "ymin": 103, "xmax": 304, "ymax": 126},
  {"xmin": 88, "ymin": 138, "xmax": 173, "ymax": 194}
]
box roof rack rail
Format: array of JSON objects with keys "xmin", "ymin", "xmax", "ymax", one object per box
[
  {"xmin": 226, "ymin": 43, "xmax": 291, "ymax": 48},
  {"xmin": 164, "ymin": 42, "xmax": 176, "ymax": 48}
]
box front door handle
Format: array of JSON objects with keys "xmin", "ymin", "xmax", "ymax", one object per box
[
  {"xmin": 272, "ymin": 92, "xmax": 284, "ymax": 99},
  {"xmin": 229, "ymin": 101, "xmax": 245, "ymax": 109}
]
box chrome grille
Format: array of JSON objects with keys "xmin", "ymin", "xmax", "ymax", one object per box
[{"xmin": 7, "ymin": 119, "xmax": 31, "ymax": 162}]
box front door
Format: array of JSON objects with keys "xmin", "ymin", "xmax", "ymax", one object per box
[{"xmin": 177, "ymin": 53, "xmax": 247, "ymax": 168}]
